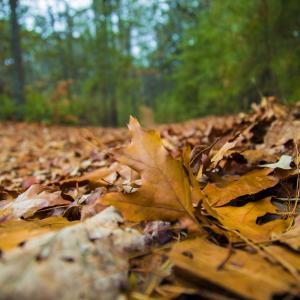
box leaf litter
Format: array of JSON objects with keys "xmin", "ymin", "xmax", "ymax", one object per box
[{"xmin": 1, "ymin": 97, "xmax": 300, "ymax": 299}]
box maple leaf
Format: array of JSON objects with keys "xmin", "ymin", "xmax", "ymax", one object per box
[{"xmin": 101, "ymin": 117, "xmax": 196, "ymax": 222}]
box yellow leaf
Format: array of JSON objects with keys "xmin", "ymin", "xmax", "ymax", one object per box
[
  {"xmin": 102, "ymin": 117, "xmax": 195, "ymax": 222},
  {"xmin": 213, "ymin": 197, "xmax": 290, "ymax": 242}
]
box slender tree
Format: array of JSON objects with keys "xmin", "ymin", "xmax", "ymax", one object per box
[{"xmin": 9, "ymin": 0, "xmax": 25, "ymax": 109}]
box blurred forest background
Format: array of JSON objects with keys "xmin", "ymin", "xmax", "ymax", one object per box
[{"xmin": 1, "ymin": 0, "xmax": 300, "ymax": 126}]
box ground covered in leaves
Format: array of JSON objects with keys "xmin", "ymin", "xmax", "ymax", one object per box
[{"xmin": 1, "ymin": 97, "xmax": 300, "ymax": 300}]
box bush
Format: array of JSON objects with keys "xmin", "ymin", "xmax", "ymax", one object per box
[{"xmin": 0, "ymin": 95, "xmax": 16, "ymax": 120}]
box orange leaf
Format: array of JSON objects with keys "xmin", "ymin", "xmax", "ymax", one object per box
[{"xmin": 102, "ymin": 117, "xmax": 195, "ymax": 222}]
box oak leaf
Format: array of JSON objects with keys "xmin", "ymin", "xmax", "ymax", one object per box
[{"xmin": 101, "ymin": 117, "xmax": 195, "ymax": 222}]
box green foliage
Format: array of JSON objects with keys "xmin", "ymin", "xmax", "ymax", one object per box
[
  {"xmin": 2, "ymin": 0, "xmax": 300, "ymax": 125},
  {"xmin": 0, "ymin": 95, "xmax": 15, "ymax": 119},
  {"xmin": 155, "ymin": 0, "xmax": 300, "ymax": 122},
  {"xmin": 24, "ymin": 89, "xmax": 50, "ymax": 123}
]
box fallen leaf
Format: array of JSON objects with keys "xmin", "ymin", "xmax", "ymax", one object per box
[
  {"xmin": 169, "ymin": 237, "xmax": 299, "ymax": 300},
  {"xmin": 240, "ymin": 149, "xmax": 277, "ymax": 166},
  {"xmin": 212, "ymin": 197, "xmax": 290, "ymax": 242},
  {"xmin": 265, "ymin": 245, "xmax": 300, "ymax": 280},
  {"xmin": 274, "ymin": 215, "xmax": 300, "ymax": 251},
  {"xmin": 80, "ymin": 188, "xmax": 107, "ymax": 220},
  {"xmin": 182, "ymin": 147, "xmax": 203, "ymax": 206},
  {"xmin": 264, "ymin": 120, "xmax": 300, "ymax": 147},
  {"xmin": 60, "ymin": 164, "xmax": 119, "ymax": 187},
  {"xmin": 210, "ymin": 134, "xmax": 241, "ymax": 169},
  {"xmin": 0, "ymin": 185, "xmax": 70, "ymax": 219},
  {"xmin": 102, "ymin": 117, "xmax": 195, "ymax": 222},
  {"xmin": 202, "ymin": 168, "xmax": 278, "ymax": 207},
  {"xmin": 0, "ymin": 216, "xmax": 75, "ymax": 250}
]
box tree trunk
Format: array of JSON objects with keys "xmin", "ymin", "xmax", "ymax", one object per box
[{"xmin": 9, "ymin": 0, "xmax": 25, "ymax": 109}]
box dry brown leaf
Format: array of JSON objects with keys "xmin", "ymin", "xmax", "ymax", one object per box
[
  {"xmin": 60, "ymin": 164, "xmax": 119, "ymax": 187},
  {"xmin": 169, "ymin": 237, "xmax": 299, "ymax": 300},
  {"xmin": 80, "ymin": 188, "xmax": 107, "ymax": 220},
  {"xmin": 264, "ymin": 120, "xmax": 300, "ymax": 147},
  {"xmin": 0, "ymin": 185, "xmax": 70, "ymax": 219},
  {"xmin": 102, "ymin": 117, "xmax": 195, "ymax": 222},
  {"xmin": 202, "ymin": 168, "xmax": 278, "ymax": 207},
  {"xmin": 210, "ymin": 134, "xmax": 241, "ymax": 169}
]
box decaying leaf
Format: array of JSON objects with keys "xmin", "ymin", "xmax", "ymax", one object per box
[
  {"xmin": 2, "ymin": 98, "xmax": 300, "ymax": 300},
  {"xmin": 101, "ymin": 117, "xmax": 195, "ymax": 222}
]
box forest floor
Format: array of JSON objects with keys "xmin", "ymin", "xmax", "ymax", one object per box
[{"xmin": 1, "ymin": 98, "xmax": 300, "ymax": 300}]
